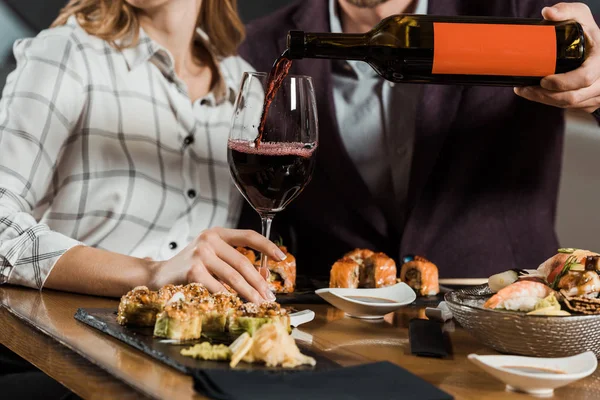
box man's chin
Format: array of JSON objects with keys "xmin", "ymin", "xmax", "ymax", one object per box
[{"xmin": 344, "ymin": 0, "xmax": 390, "ymax": 8}]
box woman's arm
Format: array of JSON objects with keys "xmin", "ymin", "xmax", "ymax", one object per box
[
  {"xmin": 0, "ymin": 31, "xmax": 87, "ymax": 290},
  {"xmin": 46, "ymin": 227, "xmax": 284, "ymax": 302},
  {"xmin": 0, "ymin": 30, "xmax": 282, "ymax": 302}
]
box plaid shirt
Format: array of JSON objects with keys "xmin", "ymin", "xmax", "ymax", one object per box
[{"xmin": 0, "ymin": 17, "xmax": 249, "ymax": 289}]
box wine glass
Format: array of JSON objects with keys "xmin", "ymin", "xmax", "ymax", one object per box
[{"xmin": 228, "ymin": 71, "xmax": 318, "ymax": 280}]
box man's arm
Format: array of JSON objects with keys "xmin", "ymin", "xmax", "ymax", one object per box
[{"xmin": 515, "ymin": 2, "xmax": 600, "ymax": 123}]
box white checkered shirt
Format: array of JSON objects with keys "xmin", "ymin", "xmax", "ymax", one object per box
[{"xmin": 0, "ymin": 17, "xmax": 250, "ymax": 289}]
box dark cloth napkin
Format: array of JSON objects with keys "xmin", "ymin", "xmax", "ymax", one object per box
[
  {"xmin": 409, "ymin": 319, "xmax": 450, "ymax": 358},
  {"xmin": 192, "ymin": 362, "xmax": 453, "ymax": 400}
]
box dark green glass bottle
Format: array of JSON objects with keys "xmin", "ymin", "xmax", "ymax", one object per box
[{"xmin": 286, "ymin": 15, "xmax": 585, "ymax": 86}]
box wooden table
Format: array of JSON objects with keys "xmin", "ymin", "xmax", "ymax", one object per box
[{"xmin": 1, "ymin": 286, "xmax": 600, "ymax": 400}]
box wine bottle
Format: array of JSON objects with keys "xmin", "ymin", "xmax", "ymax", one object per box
[{"xmin": 286, "ymin": 15, "xmax": 586, "ymax": 86}]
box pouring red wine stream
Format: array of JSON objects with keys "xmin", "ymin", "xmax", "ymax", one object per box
[{"xmin": 255, "ymin": 50, "xmax": 293, "ymax": 147}]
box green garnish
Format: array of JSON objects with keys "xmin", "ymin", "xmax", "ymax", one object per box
[
  {"xmin": 558, "ymin": 248, "xmax": 577, "ymax": 254},
  {"xmin": 274, "ymin": 236, "xmax": 284, "ymax": 247},
  {"xmin": 533, "ymin": 293, "xmax": 561, "ymax": 311},
  {"xmin": 181, "ymin": 342, "xmax": 231, "ymax": 361},
  {"xmin": 551, "ymin": 255, "xmax": 577, "ymax": 290}
]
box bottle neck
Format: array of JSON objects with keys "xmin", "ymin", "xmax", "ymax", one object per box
[{"xmin": 288, "ymin": 31, "xmax": 369, "ymax": 61}]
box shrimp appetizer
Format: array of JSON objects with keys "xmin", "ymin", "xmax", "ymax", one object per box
[{"xmin": 484, "ymin": 248, "xmax": 600, "ymax": 315}]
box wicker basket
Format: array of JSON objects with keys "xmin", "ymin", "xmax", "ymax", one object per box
[{"xmin": 445, "ymin": 285, "xmax": 600, "ymax": 358}]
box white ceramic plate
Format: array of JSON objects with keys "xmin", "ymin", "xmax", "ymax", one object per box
[
  {"xmin": 468, "ymin": 351, "xmax": 597, "ymax": 396},
  {"xmin": 315, "ymin": 283, "xmax": 416, "ymax": 319}
]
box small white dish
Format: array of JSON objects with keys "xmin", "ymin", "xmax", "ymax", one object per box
[
  {"xmin": 468, "ymin": 351, "xmax": 597, "ymax": 397},
  {"xmin": 315, "ymin": 283, "xmax": 416, "ymax": 319},
  {"xmin": 289, "ymin": 309, "xmax": 315, "ymax": 327}
]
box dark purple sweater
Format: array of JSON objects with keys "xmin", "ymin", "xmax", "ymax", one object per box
[{"xmin": 238, "ymin": 0, "xmax": 600, "ymax": 279}]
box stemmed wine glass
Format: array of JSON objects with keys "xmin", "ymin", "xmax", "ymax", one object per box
[{"xmin": 228, "ymin": 71, "xmax": 318, "ymax": 280}]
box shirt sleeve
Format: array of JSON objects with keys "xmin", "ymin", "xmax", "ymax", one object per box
[{"xmin": 0, "ymin": 31, "xmax": 87, "ymax": 289}]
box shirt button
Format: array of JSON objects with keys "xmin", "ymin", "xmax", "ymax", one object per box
[
  {"xmin": 169, "ymin": 242, "xmax": 178, "ymax": 250},
  {"xmin": 187, "ymin": 189, "xmax": 196, "ymax": 199},
  {"xmin": 183, "ymin": 136, "xmax": 194, "ymax": 146}
]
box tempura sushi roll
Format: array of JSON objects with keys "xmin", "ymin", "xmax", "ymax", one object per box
[
  {"xmin": 182, "ymin": 282, "xmax": 210, "ymax": 301},
  {"xmin": 117, "ymin": 286, "xmax": 161, "ymax": 327},
  {"xmin": 153, "ymin": 299, "xmax": 203, "ymax": 340},
  {"xmin": 229, "ymin": 302, "xmax": 291, "ymax": 337},
  {"xmin": 329, "ymin": 258, "xmax": 360, "ymax": 288},
  {"xmin": 263, "ymin": 246, "xmax": 296, "ymax": 294},
  {"xmin": 400, "ymin": 256, "xmax": 439, "ymax": 296},
  {"xmin": 361, "ymin": 253, "xmax": 397, "ymax": 288},
  {"xmin": 157, "ymin": 284, "xmax": 185, "ymax": 305},
  {"xmin": 199, "ymin": 292, "xmax": 243, "ymax": 334}
]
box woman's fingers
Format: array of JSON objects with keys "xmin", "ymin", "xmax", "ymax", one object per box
[
  {"xmin": 187, "ymin": 261, "xmax": 227, "ymax": 294},
  {"xmin": 217, "ymin": 228, "xmax": 286, "ymax": 261},
  {"xmin": 203, "ymin": 251, "xmax": 265, "ymax": 304},
  {"xmin": 212, "ymin": 238, "xmax": 275, "ymax": 301}
]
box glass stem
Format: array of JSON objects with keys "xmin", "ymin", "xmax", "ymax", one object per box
[{"xmin": 260, "ymin": 214, "xmax": 274, "ymax": 278}]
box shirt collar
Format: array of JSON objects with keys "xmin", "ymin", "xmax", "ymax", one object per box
[
  {"xmin": 119, "ymin": 25, "xmax": 236, "ymax": 105},
  {"xmin": 328, "ymin": 0, "xmax": 428, "ymax": 79}
]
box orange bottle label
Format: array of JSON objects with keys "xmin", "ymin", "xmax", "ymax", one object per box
[{"xmin": 432, "ymin": 23, "xmax": 557, "ymax": 77}]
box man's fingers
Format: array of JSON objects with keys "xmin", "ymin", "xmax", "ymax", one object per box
[
  {"xmin": 541, "ymin": 57, "xmax": 600, "ymax": 91},
  {"xmin": 542, "ymin": 3, "xmax": 596, "ymax": 27},
  {"xmin": 219, "ymin": 229, "xmax": 286, "ymax": 261},
  {"xmin": 515, "ymin": 83, "xmax": 600, "ymax": 108},
  {"xmin": 213, "ymin": 238, "xmax": 274, "ymax": 301}
]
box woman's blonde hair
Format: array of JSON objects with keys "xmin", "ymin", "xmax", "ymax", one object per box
[{"xmin": 51, "ymin": 0, "xmax": 245, "ymax": 57}]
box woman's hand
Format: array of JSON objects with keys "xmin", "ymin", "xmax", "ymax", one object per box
[
  {"xmin": 148, "ymin": 227, "xmax": 286, "ymax": 304},
  {"xmin": 514, "ymin": 3, "xmax": 600, "ymax": 113}
]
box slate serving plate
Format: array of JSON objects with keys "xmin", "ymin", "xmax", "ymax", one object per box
[{"xmin": 74, "ymin": 308, "xmax": 340, "ymax": 374}]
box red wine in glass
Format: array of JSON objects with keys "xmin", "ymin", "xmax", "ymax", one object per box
[
  {"xmin": 228, "ymin": 140, "xmax": 316, "ymax": 214},
  {"xmin": 228, "ymin": 69, "xmax": 317, "ymax": 286}
]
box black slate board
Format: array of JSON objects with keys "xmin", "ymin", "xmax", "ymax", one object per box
[
  {"xmin": 74, "ymin": 308, "xmax": 340, "ymax": 374},
  {"xmin": 274, "ymin": 276, "xmax": 326, "ymax": 304}
]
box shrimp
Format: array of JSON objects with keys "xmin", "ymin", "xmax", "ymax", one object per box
[
  {"xmin": 559, "ymin": 271, "xmax": 600, "ymax": 299},
  {"xmin": 483, "ymin": 281, "xmax": 554, "ymax": 312}
]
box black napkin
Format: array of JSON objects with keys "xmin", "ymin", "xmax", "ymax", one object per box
[
  {"xmin": 409, "ymin": 319, "xmax": 450, "ymax": 358},
  {"xmin": 193, "ymin": 362, "xmax": 453, "ymax": 400}
]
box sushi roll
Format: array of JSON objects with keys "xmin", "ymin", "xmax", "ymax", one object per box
[
  {"xmin": 329, "ymin": 258, "xmax": 360, "ymax": 288},
  {"xmin": 228, "ymin": 302, "xmax": 291, "ymax": 337},
  {"xmin": 198, "ymin": 292, "xmax": 243, "ymax": 334},
  {"xmin": 345, "ymin": 249, "xmax": 375, "ymax": 265},
  {"xmin": 361, "ymin": 253, "xmax": 397, "ymax": 288},
  {"xmin": 400, "ymin": 256, "xmax": 439, "ymax": 296},
  {"xmin": 182, "ymin": 282, "xmax": 210, "ymax": 301},
  {"xmin": 262, "ymin": 246, "xmax": 296, "ymax": 294},
  {"xmin": 157, "ymin": 284, "xmax": 185, "ymax": 305},
  {"xmin": 484, "ymin": 281, "xmax": 555, "ymax": 312},
  {"xmin": 117, "ymin": 286, "xmax": 161, "ymax": 327},
  {"xmin": 153, "ymin": 299, "xmax": 203, "ymax": 340}
]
